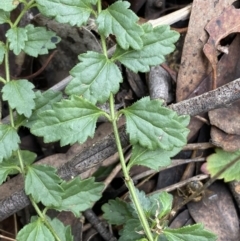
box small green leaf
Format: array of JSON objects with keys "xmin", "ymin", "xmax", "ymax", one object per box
[
  {"xmin": 206, "ymin": 148, "xmax": 240, "ymax": 182},
  {"xmin": 36, "ymin": 0, "xmax": 97, "ymax": 27},
  {"xmin": 49, "ymin": 218, "xmax": 73, "ymax": 241},
  {"xmin": 2, "ymin": 79, "xmax": 35, "ymax": 118},
  {"xmin": 24, "ymin": 24, "xmax": 60, "ymax": 57},
  {"xmin": 133, "ymin": 189, "xmax": 152, "ymax": 217},
  {"xmin": 0, "ymin": 42, "xmax": 6, "ymax": 64},
  {"xmin": 0, "ymin": 125, "xmax": 20, "ymax": 162},
  {"xmin": 0, "ymin": 157, "xmax": 19, "ymax": 185},
  {"xmin": 55, "ymin": 177, "xmax": 104, "ymax": 217},
  {"xmin": 102, "ymin": 198, "xmax": 134, "ymax": 225},
  {"xmin": 0, "ymin": 10, "xmax": 10, "ymax": 24},
  {"xmin": 96, "ymin": 1, "xmax": 143, "ymax": 50},
  {"xmin": 120, "ymin": 97, "xmax": 190, "ymax": 150},
  {"xmin": 31, "ymin": 95, "xmax": 105, "ymax": 146},
  {"xmin": 20, "ymin": 150, "xmax": 37, "ymax": 166},
  {"xmin": 16, "ymin": 218, "xmax": 55, "ymax": 241},
  {"xmin": 149, "ymin": 191, "xmax": 173, "ymax": 219},
  {"xmin": 24, "ymin": 90, "xmax": 62, "ymax": 128},
  {"xmin": 6, "ymin": 27, "xmax": 27, "ymax": 55},
  {"xmin": 0, "ymin": 0, "xmax": 18, "ymax": 12},
  {"xmin": 0, "ymin": 150, "xmax": 36, "ymax": 184},
  {"xmin": 65, "ymin": 52, "xmax": 122, "ymax": 104},
  {"xmin": 113, "ymin": 24, "xmax": 179, "ymax": 72},
  {"xmin": 25, "ymin": 165, "xmax": 63, "ymax": 207},
  {"xmin": 163, "ymin": 223, "xmax": 217, "ymax": 241},
  {"xmin": 119, "ymin": 219, "xmax": 143, "ymax": 241},
  {"xmin": 128, "ymin": 144, "xmax": 181, "ymax": 171}
]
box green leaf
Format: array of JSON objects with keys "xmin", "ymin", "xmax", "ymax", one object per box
[
  {"xmin": 120, "ymin": 97, "xmax": 190, "ymax": 150},
  {"xmin": 0, "ymin": 0, "xmax": 18, "ymax": 12},
  {"xmin": 49, "ymin": 218, "xmax": 73, "ymax": 241},
  {"xmin": 0, "ymin": 150, "xmax": 36, "ymax": 184},
  {"xmin": 24, "ymin": 90, "xmax": 62, "ymax": 128},
  {"xmin": 65, "ymin": 52, "xmax": 122, "ymax": 104},
  {"xmin": 6, "ymin": 27, "xmax": 27, "ymax": 55},
  {"xmin": 133, "ymin": 189, "xmax": 152, "ymax": 217},
  {"xmin": 19, "ymin": 150, "xmax": 37, "ymax": 166},
  {"xmin": 0, "ymin": 10, "xmax": 10, "ymax": 24},
  {"xmin": 0, "ymin": 125, "xmax": 20, "ymax": 162},
  {"xmin": 102, "ymin": 198, "xmax": 134, "ymax": 225},
  {"xmin": 24, "ymin": 24, "xmax": 60, "ymax": 57},
  {"xmin": 127, "ymin": 144, "xmax": 181, "ymax": 171},
  {"xmin": 119, "ymin": 219, "xmax": 143, "ymax": 241},
  {"xmin": 149, "ymin": 191, "xmax": 173, "ymax": 219},
  {"xmin": 16, "ymin": 218, "xmax": 55, "ymax": 241},
  {"xmin": 0, "ymin": 42, "xmax": 6, "ymax": 64},
  {"xmin": 25, "ymin": 165, "xmax": 63, "ymax": 207},
  {"xmin": 206, "ymin": 148, "xmax": 240, "ymax": 182},
  {"xmin": 55, "ymin": 177, "xmax": 104, "ymax": 217},
  {"xmin": 0, "ymin": 157, "xmax": 19, "ymax": 185},
  {"xmin": 113, "ymin": 24, "xmax": 179, "ymax": 72},
  {"xmin": 163, "ymin": 223, "xmax": 217, "ymax": 241},
  {"xmin": 31, "ymin": 95, "xmax": 105, "ymax": 146},
  {"xmin": 36, "ymin": 0, "xmax": 97, "ymax": 27},
  {"xmin": 97, "ymin": 1, "xmax": 143, "ymax": 50},
  {"xmin": 2, "ymin": 79, "xmax": 35, "ymax": 118}
]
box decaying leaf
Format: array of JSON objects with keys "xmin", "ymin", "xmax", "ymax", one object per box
[{"xmin": 203, "ymin": 5, "xmax": 240, "ymax": 89}]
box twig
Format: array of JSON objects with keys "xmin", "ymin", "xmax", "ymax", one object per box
[
  {"xmin": 83, "ymin": 210, "xmax": 117, "ymax": 241},
  {"xmin": 148, "ymin": 4, "xmax": 192, "ymax": 27}
]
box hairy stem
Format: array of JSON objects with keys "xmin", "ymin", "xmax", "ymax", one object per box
[{"xmin": 109, "ymin": 94, "xmax": 154, "ymax": 241}]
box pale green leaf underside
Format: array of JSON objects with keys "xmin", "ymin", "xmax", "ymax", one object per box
[
  {"xmin": 128, "ymin": 144, "xmax": 181, "ymax": 171},
  {"xmin": 66, "ymin": 52, "xmax": 122, "ymax": 104},
  {"xmin": 0, "ymin": 125, "xmax": 20, "ymax": 162},
  {"xmin": 31, "ymin": 96, "xmax": 105, "ymax": 146},
  {"xmin": 24, "ymin": 90, "xmax": 62, "ymax": 128},
  {"xmin": 35, "ymin": 0, "xmax": 97, "ymax": 27},
  {"xmin": 0, "ymin": 42, "xmax": 6, "ymax": 64},
  {"xmin": 6, "ymin": 28, "xmax": 27, "ymax": 55},
  {"xmin": 55, "ymin": 177, "xmax": 104, "ymax": 217},
  {"xmin": 24, "ymin": 24, "xmax": 60, "ymax": 57},
  {"xmin": 206, "ymin": 148, "xmax": 240, "ymax": 182},
  {"xmin": 102, "ymin": 198, "xmax": 133, "ymax": 225},
  {"xmin": 121, "ymin": 97, "xmax": 190, "ymax": 150},
  {"xmin": 17, "ymin": 219, "xmax": 54, "ymax": 241},
  {"xmin": 163, "ymin": 224, "xmax": 217, "ymax": 241},
  {"xmin": 0, "ymin": 10, "xmax": 10, "ymax": 24},
  {"xmin": 2, "ymin": 79, "xmax": 35, "ymax": 118},
  {"xmin": 96, "ymin": 1, "xmax": 143, "ymax": 50},
  {"xmin": 49, "ymin": 218, "xmax": 73, "ymax": 241},
  {"xmin": 25, "ymin": 165, "xmax": 63, "ymax": 207},
  {"xmin": 0, "ymin": 0, "xmax": 18, "ymax": 12},
  {"xmin": 113, "ymin": 24, "xmax": 180, "ymax": 72}
]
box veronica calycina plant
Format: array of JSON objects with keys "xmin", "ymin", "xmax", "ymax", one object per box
[{"xmin": 0, "ymin": 0, "xmax": 217, "ymax": 240}]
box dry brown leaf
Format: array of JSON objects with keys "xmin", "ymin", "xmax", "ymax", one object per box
[{"xmin": 203, "ymin": 5, "xmax": 240, "ymax": 89}]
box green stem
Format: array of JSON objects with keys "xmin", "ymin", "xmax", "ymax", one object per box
[
  {"xmin": 109, "ymin": 94, "xmax": 154, "ymax": 241},
  {"xmin": 13, "ymin": 0, "xmax": 36, "ymax": 27},
  {"xmin": 29, "ymin": 196, "xmax": 62, "ymax": 241}
]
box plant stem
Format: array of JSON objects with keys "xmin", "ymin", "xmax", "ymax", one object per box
[
  {"xmin": 109, "ymin": 94, "xmax": 153, "ymax": 241},
  {"xmin": 29, "ymin": 196, "xmax": 62, "ymax": 241},
  {"xmin": 13, "ymin": 0, "xmax": 36, "ymax": 27},
  {"xmin": 4, "ymin": 23, "xmax": 61, "ymax": 241}
]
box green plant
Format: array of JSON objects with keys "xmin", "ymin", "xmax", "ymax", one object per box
[{"xmin": 0, "ymin": 0, "xmax": 217, "ymax": 240}]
